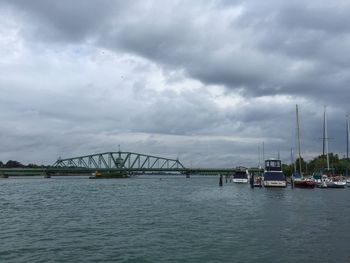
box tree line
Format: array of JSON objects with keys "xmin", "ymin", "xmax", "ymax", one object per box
[
  {"xmin": 282, "ymin": 153, "xmax": 350, "ymax": 177},
  {"xmin": 0, "ymin": 160, "xmax": 47, "ymax": 168}
]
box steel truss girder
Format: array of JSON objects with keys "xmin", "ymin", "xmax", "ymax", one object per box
[{"xmin": 52, "ymin": 151, "xmax": 185, "ymax": 170}]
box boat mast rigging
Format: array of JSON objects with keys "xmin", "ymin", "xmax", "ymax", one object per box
[
  {"xmin": 296, "ymin": 104, "xmax": 302, "ymax": 176},
  {"xmin": 322, "ymin": 106, "xmax": 330, "ymax": 171}
]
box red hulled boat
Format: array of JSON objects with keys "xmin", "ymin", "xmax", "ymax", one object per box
[{"xmin": 293, "ymin": 178, "xmax": 316, "ymax": 188}]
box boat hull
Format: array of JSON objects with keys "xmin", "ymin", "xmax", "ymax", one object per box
[
  {"xmin": 294, "ymin": 180, "xmax": 316, "ymax": 188},
  {"xmin": 232, "ymin": 178, "xmax": 248, "ymax": 183},
  {"xmin": 326, "ymin": 181, "xmax": 346, "ymax": 188},
  {"xmin": 263, "ymin": 180, "xmax": 287, "ymax": 188}
]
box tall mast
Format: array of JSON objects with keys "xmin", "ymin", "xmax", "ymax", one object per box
[
  {"xmin": 346, "ymin": 114, "xmax": 349, "ymax": 176},
  {"xmin": 291, "ymin": 148, "xmax": 296, "ymax": 174},
  {"xmin": 324, "ymin": 106, "xmax": 330, "ymax": 170},
  {"xmin": 262, "ymin": 142, "xmax": 265, "ymax": 162},
  {"xmin": 296, "ymin": 104, "xmax": 302, "ymax": 176},
  {"xmin": 322, "ymin": 106, "xmax": 326, "ymax": 170}
]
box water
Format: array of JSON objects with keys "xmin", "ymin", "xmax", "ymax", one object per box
[{"xmin": 1, "ymin": 176, "xmax": 349, "ymax": 262}]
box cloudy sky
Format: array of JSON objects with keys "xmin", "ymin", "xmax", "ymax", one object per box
[{"xmin": 1, "ymin": 0, "xmax": 350, "ymax": 168}]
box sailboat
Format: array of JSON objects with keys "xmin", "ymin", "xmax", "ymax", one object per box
[
  {"xmin": 318, "ymin": 106, "xmax": 346, "ymax": 188},
  {"xmin": 292, "ymin": 104, "xmax": 316, "ymax": 188}
]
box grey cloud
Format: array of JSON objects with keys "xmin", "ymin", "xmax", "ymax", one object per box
[
  {"xmin": 278, "ymin": 4, "xmax": 350, "ymax": 34},
  {"xmin": 4, "ymin": 0, "xmax": 350, "ymax": 101},
  {"xmin": 2, "ymin": 0, "xmax": 121, "ymax": 42}
]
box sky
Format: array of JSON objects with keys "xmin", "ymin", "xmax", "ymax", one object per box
[{"xmin": 0, "ymin": 0, "xmax": 350, "ymax": 168}]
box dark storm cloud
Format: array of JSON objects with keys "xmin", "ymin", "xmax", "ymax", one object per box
[
  {"xmin": 2, "ymin": 0, "xmax": 121, "ymax": 42},
  {"xmin": 3, "ymin": 0, "xmax": 350, "ymax": 100},
  {"xmin": 278, "ymin": 4, "xmax": 350, "ymax": 34},
  {"xmin": 1, "ymin": 0, "xmax": 276, "ymax": 94},
  {"xmin": 253, "ymin": 4, "xmax": 350, "ymax": 70}
]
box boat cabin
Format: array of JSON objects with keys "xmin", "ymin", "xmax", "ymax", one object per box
[{"xmin": 265, "ymin": 159, "xmax": 282, "ymax": 172}]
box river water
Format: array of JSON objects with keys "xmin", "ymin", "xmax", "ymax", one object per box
[{"xmin": 1, "ymin": 176, "xmax": 349, "ymax": 262}]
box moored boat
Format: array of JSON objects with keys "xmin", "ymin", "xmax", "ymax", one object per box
[
  {"xmin": 293, "ymin": 178, "xmax": 316, "ymax": 188},
  {"xmin": 263, "ymin": 159, "xmax": 287, "ymax": 188},
  {"xmin": 232, "ymin": 166, "xmax": 249, "ymax": 183},
  {"xmin": 293, "ymin": 173, "xmax": 316, "ymax": 188},
  {"xmin": 249, "ymin": 169, "xmax": 262, "ymax": 188},
  {"xmin": 253, "ymin": 176, "xmax": 262, "ymax": 187},
  {"xmin": 89, "ymin": 170, "xmax": 129, "ymax": 179},
  {"xmin": 314, "ymin": 173, "xmax": 328, "ymax": 188},
  {"xmin": 325, "ymin": 176, "xmax": 346, "ymax": 188}
]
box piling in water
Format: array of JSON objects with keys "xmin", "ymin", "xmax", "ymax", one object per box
[{"xmin": 250, "ymin": 173, "xmax": 254, "ymax": 188}]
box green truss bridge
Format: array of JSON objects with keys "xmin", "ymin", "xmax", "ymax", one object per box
[{"xmin": 53, "ymin": 151, "xmax": 185, "ymax": 173}]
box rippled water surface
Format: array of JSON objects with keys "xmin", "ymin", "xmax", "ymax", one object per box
[{"xmin": 1, "ymin": 176, "xmax": 350, "ymax": 262}]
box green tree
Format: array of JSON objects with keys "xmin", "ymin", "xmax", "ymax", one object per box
[
  {"xmin": 282, "ymin": 164, "xmax": 293, "ymax": 177},
  {"xmin": 5, "ymin": 160, "xmax": 24, "ymax": 168}
]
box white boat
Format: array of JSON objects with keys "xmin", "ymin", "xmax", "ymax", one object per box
[
  {"xmin": 317, "ymin": 175, "xmax": 346, "ymax": 188},
  {"xmin": 232, "ymin": 167, "xmax": 249, "ymax": 183},
  {"xmin": 263, "ymin": 159, "xmax": 287, "ymax": 187},
  {"xmin": 326, "ymin": 180, "xmax": 346, "ymax": 188}
]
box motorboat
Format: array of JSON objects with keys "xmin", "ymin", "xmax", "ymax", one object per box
[
  {"xmin": 263, "ymin": 159, "xmax": 287, "ymax": 188},
  {"xmin": 232, "ymin": 166, "xmax": 249, "ymax": 183}
]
